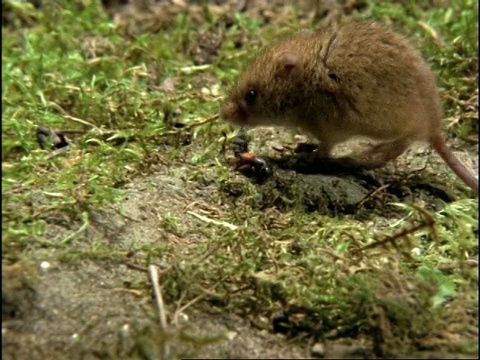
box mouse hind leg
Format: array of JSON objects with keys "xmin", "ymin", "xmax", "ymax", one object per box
[{"xmin": 357, "ymin": 137, "xmax": 412, "ymax": 166}]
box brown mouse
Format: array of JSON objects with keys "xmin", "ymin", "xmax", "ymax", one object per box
[{"xmin": 221, "ymin": 21, "xmax": 478, "ymax": 195}]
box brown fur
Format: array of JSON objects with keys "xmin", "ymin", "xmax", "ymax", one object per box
[{"xmin": 221, "ymin": 21, "xmax": 478, "ymax": 194}]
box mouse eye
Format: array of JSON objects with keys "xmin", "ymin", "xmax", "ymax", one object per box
[{"xmin": 245, "ymin": 89, "xmax": 257, "ymax": 106}]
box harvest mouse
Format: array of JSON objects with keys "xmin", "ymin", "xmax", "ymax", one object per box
[{"xmin": 221, "ymin": 21, "xmax": 478, "ymax": 195}]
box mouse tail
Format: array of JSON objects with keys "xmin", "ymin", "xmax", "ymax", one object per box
[{"xmin": 430, "ymin": 134, "xmax": 478, "ymax": 195}]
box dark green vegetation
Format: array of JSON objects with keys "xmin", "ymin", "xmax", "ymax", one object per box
[{"xmin": 2, "ymin": 0, "xmax": 478, "ymax": 358}]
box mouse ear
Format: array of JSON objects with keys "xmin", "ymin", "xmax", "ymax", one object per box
[{"xmin": 275, "ymin": 51, "xmax": 301, "ymax": 78}]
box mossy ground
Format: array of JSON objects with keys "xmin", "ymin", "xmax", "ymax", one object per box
[{"xmin": 2, "ymin": 0, "xmax": 478, "ymax": 359}]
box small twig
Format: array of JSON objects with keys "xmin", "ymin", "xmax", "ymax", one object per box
[
  {"xmin": 60, "ymin": 211, "xmax": 89, "ymax": 244},
  {"xmin": 321, "ymin": 247, "xmax": 350, "ymax": 262},
  {"xmin": 112, "ymin": 288, "xmax": 144, "ymax": 297},
  {"xmin": 357, "ymin": 184, "xmax": 390, "ymax": 208},
  {"xmin": 149, "ymin": 114, "xmax": 220, "ymax": 140},
  {"xmin": 359, "ymin": 223, "xmax": 421, "ymax": 252},
  {"xmin": 358, "ymin": 204, "xmax": 436, "ymax": 252},
  {"xmin": 185, "ymin": 113, "xmax": 219, "ymax": 130},
  {"xmin": 46, "ymin": 146, "xmax": 72, "ymax": 159},
  {"xmin": 184, "ymin": 200, "xmax": 223, "ymax": 218},
  {"xmin": 229, "ymin": 285, "xmax": 252, "ymax": 296},
  {"xmin": 110, "ymin": 206, "xmax": 142, "ymax": 223},
  {"xmin": 187, "ymin": 210, "xmax": 238, "ymax": 230},
  {"xmin": 148, "ymin": 265, "xmax": 170, "ymax": 358},
  {"xmin": 417, "ymin": 20, "xmax": 446, "ymax": 47},
  {"xmin": 124, "ymin": 262, "xmax": 149, "ymax": 273},
  {"xmin": 47, "ymin": 101, "xmax": 99, "ymax": 129},
  {"xmin": 438, "ymin": 259, "xmax": 478, "ymax": 271},
  {"xmin": 86, "ymin": 56, "xmax": 122, "ymax": 64},
  {"xmin": 179, "ymin": 64, "xmax": 211, "ymax": 74},
  {"xmin": 413, "ymin": 203, "xmax": 438, "ymax": 243},
  {"xmin": 62, "ymin": 114, "xmax": 99, "ymax": 128},
  {"xmin": 148, "ymin": 265, "xmax": 168, "ymax": 331},
  {"xmin": 173, "ymin": 293, "xmax": 207, "ymax": 327}
]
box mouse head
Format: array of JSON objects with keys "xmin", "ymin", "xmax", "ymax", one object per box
[{"xmin": 221, "ymin": 42, "xmax": 305, "ymax": 128}]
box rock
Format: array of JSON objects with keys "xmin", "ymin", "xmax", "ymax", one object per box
[{"xmin": 311, "ymin": 342, "xmax": 326, "ymax": 358}]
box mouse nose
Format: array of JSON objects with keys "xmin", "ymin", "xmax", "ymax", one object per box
[{"xmin": 220, "ymin": 101, "xmax": 248, "ymax": 126}]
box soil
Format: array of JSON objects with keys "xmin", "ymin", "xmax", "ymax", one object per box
[{"xmin": 3, "ymin": 137, "xmax": 477, "ymax": 358}]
